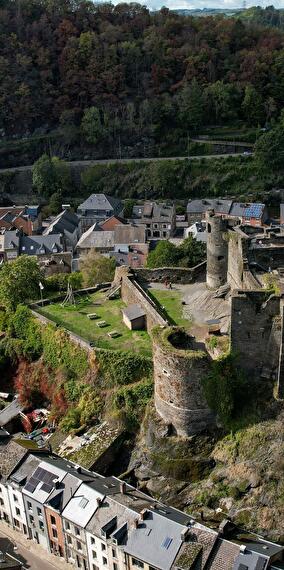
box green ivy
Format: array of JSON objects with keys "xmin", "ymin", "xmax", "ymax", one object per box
[
  {"xmin": 96, "ymin": 348, "xmax": 153, "ymax": 386},
  {"xmin": 202, "ymin": 352, "xmax": 251, "ymax": 429}
]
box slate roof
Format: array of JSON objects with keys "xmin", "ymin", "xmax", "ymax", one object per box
[
  {"xmin": 61, "ymin": 482, "xmax": 104, "ymax": 528},
  {"xmin": 139, "ymin": 202, "xmax": 175, "ymax": 223},
  {"xmin": 232, "ymin": 552, "xmax": 268, "ymax": 570},
  {"xmin": 0, "ymin": 440, "xmax": 27, "ymax": 482},
  {"xmin": 9, "ymin": 454, "xmax": 42, "ymax": 487},
  {"xmin": 23, "ymin": 459, "xmax": 67, "ymax": 504},
  {"xmin": 78, "ymin": 194, "xmax": 122, "ymax": 214},
  {"xmin": 124, "ymin": 509, "xmax": 188, "ymax": 570},
  {"xmin": 44, "ymin": 210, "xmax": 79, "ymax": 236},
  {"xmin": 206, "ymin": 538, "xmax": 240, "ymax": 570},
  {"xmin": 86, "ymin": 495, "xmax": 136, "ymax": 538},
  {"xmin": 122, "ymin": 304, "xmax": 146, "ymax": 321},
  {"xmin": 229, "ymin": 203, "xmax": 265, "ymax": 220},
  {"xmin": 114, "ymin": 223, "xmax": 146, "ymax": 244},
  {"xmin": 20, "ymin": 234, "xmax": 63, "ymax": 255},
  {"xmin": 76, "ymin": 225, "xmax": 114, "ymax": 250},
  {"xmin": 3, "ymin": 231, "xmax": 19, "ymax": 249},
  {"xmin": 187, "ymin": 199, "xmax": 232, "ymax": 215}
]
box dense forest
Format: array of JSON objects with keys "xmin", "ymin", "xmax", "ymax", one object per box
[{"xmin": 1, "ymin": 0, "xmax": 284, "ymax": 156}]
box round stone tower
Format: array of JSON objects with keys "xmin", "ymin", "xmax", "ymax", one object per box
[
  {"xmin": 206, "ymin": 209, "xmax": 228, "ymax": 290},
  {"xmin": 153, "ymin": 327, "xmax": 215, "ymax": 436}
]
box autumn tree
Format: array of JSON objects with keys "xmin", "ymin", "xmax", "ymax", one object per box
[{"xmin": 79, "ymin": 251, "xmax": 116, "ymax": 286}]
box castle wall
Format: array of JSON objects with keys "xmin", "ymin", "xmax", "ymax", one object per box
[
  {"xmin": 135, "ymin": 261, "xmax": 206, "ymax": 285},
  {"xmin": 230, "ymin": 291, "xmax": 280, "ymax": 376},
  {"xmin": 206, "ymin": 211, "xmax": 228, "ymax": 290},
  {"xmin": 153, "ymin": 328, "xmax": 215, "ymax": 436},
  {"xmin": 120, "ymin": 275, "xmax": 167, "ymax": 332},
  {"xmin": 277, "ymin": 304, "xmax": 284, "ymax": 399}
]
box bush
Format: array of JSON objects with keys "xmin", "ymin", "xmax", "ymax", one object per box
[{"xmin": 96, "ymin": 349, "xmax": 152, "ymax": 386}]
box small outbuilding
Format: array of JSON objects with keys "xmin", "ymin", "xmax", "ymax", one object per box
[{"xmin": 122, "ymin": 304, "xmax": 146, "ymax": 330}]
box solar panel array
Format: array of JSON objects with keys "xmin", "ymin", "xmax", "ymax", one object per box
[
  {"xmin": 243, "ymin": 204, "xmax": 263, "ymax": 219},
  {"xmin": 24, "ymin": 467, "xmax": 57, "ymax": 494},
  {"xmin": 161, "ymin": 537, "xmax": 173, "ymax": 550}
]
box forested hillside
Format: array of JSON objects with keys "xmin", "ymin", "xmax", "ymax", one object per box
[{"xmin": 1, "ymin": 0, "xmax": 284, "ymax": 150}]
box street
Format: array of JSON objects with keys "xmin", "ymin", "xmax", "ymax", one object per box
[
  {"xmin": 0, "ymin": 523, "xmax": 72, "ymax": 570},
  {"xmin": 0, "ymin": 151, "xmax": 250, "ymax": 174}
]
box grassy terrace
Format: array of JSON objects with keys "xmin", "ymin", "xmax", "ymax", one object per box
[
  {"xmin": 149, "ymin": 289, "xmax": 191, "ymax": 330},
  {"xmin": 37, "ymin": 291, "xmax": 152, "ymax": 356}
]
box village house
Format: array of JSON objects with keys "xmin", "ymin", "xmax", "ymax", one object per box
[
  {"xmin": 0, "ymin": 205, "xmax": 42, "ymax": 236},
  {"xmin": 76, "ymin": 225, "xmax": 115, "ymax": 256},
  {"xmin": 132, "ymin": 202, "xmax": 176, "ymax": 239},
  {"xmin": 0, "ymin": 440, "xmax": 284, "ymax": 570},
  {"xmin": 187, "ymin": 199, "xmax": 268, "ymax": 227},
  {"xmin": 43, "ymin": 209, "xmax": 80, "ymax": 251},
  {"xmin": 186, "ymin": 199, "xmax": 232, "ymax": 224},
  {"xmin": 77, "ymin": 195, "xmax": 123, "ymax": 232}
]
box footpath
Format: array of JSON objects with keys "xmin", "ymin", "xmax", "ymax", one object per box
[{"xmin": 0, "ymin": 520, "xmax": 73, "ymax": 570}]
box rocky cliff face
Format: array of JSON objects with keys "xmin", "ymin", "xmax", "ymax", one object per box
[{"xmin": 129, "ymin": 402, "xmax": 284, "ymax": 543}]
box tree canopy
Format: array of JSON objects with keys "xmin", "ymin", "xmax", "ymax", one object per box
[
  {"xmin": 1, "ymin": 0, "xmax": 284, "ymax": 148},
  {"xmin": 147, "ymin": 237, "xmax": 206, "ymax": 269},
  {"xmin": 79, "ymin": 251, "xmax": 116, "ymax": 286},
  {"xmin": 0, "ymin": 256, "xmax": 43, "ymax": 311}
]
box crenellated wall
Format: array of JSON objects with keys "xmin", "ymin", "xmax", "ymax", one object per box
[{"xmin": 134, "ymin": 261, "xmax": 206, "ymax": 284}]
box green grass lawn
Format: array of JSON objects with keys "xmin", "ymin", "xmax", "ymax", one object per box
[
  {"xmin": 37, "ymin": 291, "xmax": 152, "ymax": 356},
  {"xmin": 149, "ymin": 289, "xmax": 191, "ymax": 329}
]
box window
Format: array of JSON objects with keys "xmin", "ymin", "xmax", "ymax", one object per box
[
  {"xmin": 27, "ymin": 502, "xmax": 32, "ymax": 511},
  {"xmin": 76, "ymin": 555, "xmax": 82, "ymax": 568},
  {"xmin": 92, "ymin": 551, "xmax": 97, "ymax": 559},
  {"xmin": 102, "ymin": 557, "xmax": 107, "ymax": 566},
  {"xmin": 13, "ymin": 494, "xmax": 18, "ymax": 503},
  {"xmin": 30, "ymin": 246, "xmax": 34, "ymax": 250},
  {"xmin": 93, "ymin": 566, "xmax": 99, "ymax": 570},
  {"xmin": 65, "ymin": 521, "xmax": 70, "ymax": 530},
  {"xmin": 39, "ymin": 521, "xmax": 44, "ymax": 531},
  {"xmin": 101, "ymin": 543, "xmax": 106, "ymax": 551},
  {"xmin": 79, "ymin": 497, "xmax": 89, "ymax": 509},
  {"xmin": 21, "ymin": 246, "xmax": 26, "ymax": 251},
  {"xmin": 112, "ymin": 549, "xmax": 117, "ymax": 558},
  {"xmin": 90, "ymin": 537, "xmax": 95, "ymax": 545},
  {"xmin": 15, "ymin": 507, "xmax": 20, "ymax": 516},
  {"xmin": 37, "ymin": 507, "xmax": 42, "ymax": 517},
  {"xmin": 29, "ymin": 515, "xmax": 34, "ymax": 524},
  {"xmin": 67, "ymin": 536, "xmax": 72, "ymax": 545},
  {"xmin": 0, "ymin": 498, "xmax": 4, "ymax": 506},
  {"xmin": 50, "ymin": 515, "xmax": 56, "ymax": 526},
  {"xmin": 113, "ymin": 564, "xmax": 118, "ymax": 570},
  {"xmin": 75, "ymin": 526, "xmax": 80, "ymax": 536},
  {"xmin": 13, "ymin": 518, "xmax": 20, "ymax": 527},
  {"xmin": 132, "ymin": 559, "xmax": 144, "ymax": 568},
  {"xmin": 77, "ymin": 540, "xmax": 82, "ymax": 551},
  {"xmin": 52, "ymin": 528, "xmax": 58, "ymax": 538}
]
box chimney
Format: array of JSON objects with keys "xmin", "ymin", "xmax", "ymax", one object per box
[
  {"xmin": 120, "ymin": 481, "xmax": 126, "ymax": 495},
  {"xmin": 140, "ymin": 509, "xmax": 147, "ymax": 521},
  {"xmin": 96, "ymin": 498, "xmax": 101, "ymax": 507},
  {"xmin": 54, "ymin": 479, "xmax": 60, "ymax": 489},
  {"xmin": 181, "ymin": 528, "xmax": 189, "ymax": 542},
  {"xmin": 133, "ymin": 519, "xmax": 139, "ymax": 529},
  {"xmin": 75, "ymin": 465, "xmax": 81, "ymax": 473}
]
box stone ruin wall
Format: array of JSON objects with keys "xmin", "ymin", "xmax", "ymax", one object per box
[
  {"xmin": 134, "ymin": 261, "xmax": 206, "ymax": 285},
  {"xmin": 153, "ymin": 329, "xmax": 216, "ymax": 436},
  {"xmin": 117, "ymin": 270, "xmax": 167, "ymax": 332},
  {"xmin": 230, "ymin": 291, "xmax": 280, "ymax": 378}
]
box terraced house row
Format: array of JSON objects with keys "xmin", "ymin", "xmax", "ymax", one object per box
[{"xmin": 0, "ymin": 440, "xmax": 283, "ymax": 570}]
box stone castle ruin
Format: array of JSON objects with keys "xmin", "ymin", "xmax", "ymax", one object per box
[{"xmin": 113, "ymin": 210, "xmax": 284, "ymax": 436}]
